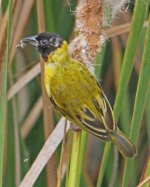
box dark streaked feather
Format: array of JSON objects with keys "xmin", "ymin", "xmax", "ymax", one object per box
[
  {"xmin": 97, "ymin": 83, "xmax": 116, "ymax": 132},
  {"xmin": 75, "ymin": 106, "xmax": 110, "ymax": 141},
  {"xmin": 50, "ymin": 96, "xmax": 110, "ymax": 141}
]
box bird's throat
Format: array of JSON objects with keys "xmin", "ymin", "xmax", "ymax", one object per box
[{"xmin": 45, "ymin": 41, "xmax": 69, "ymax": 65}]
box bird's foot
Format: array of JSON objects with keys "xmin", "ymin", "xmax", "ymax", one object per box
[{"xmin": 70, "ymin": 124, "xmax": 81, "ymax": 132}]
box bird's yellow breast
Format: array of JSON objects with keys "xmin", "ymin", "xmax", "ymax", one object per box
[
  {"xmin": 43, "ymin": 40, "xmax": 103, "ymax": 114},
  {"xmin": 44, "ymin": 63, "xmax": 56, "ymax": 97},
  {"xmin": 44, "ymin": 41, "xmax": 69, "ymax": 97}
]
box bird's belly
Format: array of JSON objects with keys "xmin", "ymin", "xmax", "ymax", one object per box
[
  {"xmin": 45, "ymin": 63, "xmax": 98, "ymax": 111},
  {"xmin": 50, "ymin": 79, "xmax": 83, "ymax": 108}
]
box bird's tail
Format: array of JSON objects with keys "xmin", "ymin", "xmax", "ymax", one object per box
[{"xmin": 110, "ymin": 128, "xmax": 137, "ymax": 158}]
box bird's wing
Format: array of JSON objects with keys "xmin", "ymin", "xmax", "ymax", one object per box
[
  {"xmin": 97, "ymin": 84, "xmax": 116, "ymax": 132},
  {"xmin": 74, "ymin": 105, "xmax": 111, "ymax": 141}
]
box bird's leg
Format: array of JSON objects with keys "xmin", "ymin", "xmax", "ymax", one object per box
[{"xmin": 70, "ymin": 123, "xmax": 81, "ymax": 132}]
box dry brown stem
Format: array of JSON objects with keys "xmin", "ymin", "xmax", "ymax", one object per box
[
  {"xmin": 10, "ymin": 0, "xmax": 35, "ymax": 64},
  {"xmin": 7, "ymin": 63, "xmax": 40, "ymax": 100},
  {"xmin": 21, "ymin": 96, "xmax": 43, "ymax": 139},
  {"xmin": 69, "ymin": 0, "xmax": 103, "ymax": 71},
  {"xmin": 19, "ymin": 118, "xmax": 70, "ymax": 187},
  {"xmin": 0, "ymin": 0, "xmax": 18, "ymax": 66},
  {"xmin": 36, "ymin": 0, "xmax": 57, "ymax": 186},
  {"xmin": 68, "ymin": 0, "xmax": 130, "ymax": 72}
]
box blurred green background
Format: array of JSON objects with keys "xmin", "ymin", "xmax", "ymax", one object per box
[{"xmin": 0, "ymin": 0, "xmax": 150, "ymax": 187}]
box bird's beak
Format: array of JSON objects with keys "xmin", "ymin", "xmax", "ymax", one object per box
[{"xmin": 21, "ymin": 35, "xmax": 38, "ymax": 47}]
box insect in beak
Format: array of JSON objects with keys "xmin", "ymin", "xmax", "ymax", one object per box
[{"xmin": 17, "ymin": 35, "xmax": 38, "ymax": 48}]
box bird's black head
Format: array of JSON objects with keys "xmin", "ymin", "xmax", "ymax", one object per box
[{"xmin": 21, "ymin": 32, "xmax": 64, "ymax": 60}]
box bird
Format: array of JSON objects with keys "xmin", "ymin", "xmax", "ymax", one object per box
[{"xmin": 19, "ymin": 32, "xmax": 136, "ymax": 158}]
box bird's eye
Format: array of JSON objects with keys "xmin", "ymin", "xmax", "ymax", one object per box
[{"xmin": 40, "ymin": 40, "xmax": 48, "ymax": 45}]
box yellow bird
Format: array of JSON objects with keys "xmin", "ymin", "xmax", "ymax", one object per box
[{"xmin": 20, "ymin": 32, "xmax": 136, "ymax": 158}]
